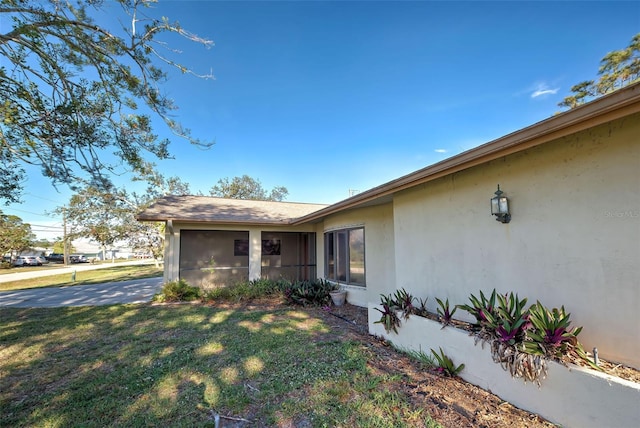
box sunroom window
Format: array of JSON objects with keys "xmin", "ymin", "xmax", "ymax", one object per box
[{"xmin": 324, "ymin": 227, "xmax": 365, "ymax": 286}]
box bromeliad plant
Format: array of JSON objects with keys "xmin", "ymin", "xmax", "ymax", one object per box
[
  {"xmin": 283, "ymin": 279, "xmax": 333, "ymax": 306},
  {"xmin": 374, "ymin": 293, "xmax": 402, "ymax": 334},
  {"xmin": 458, "ymin": 289, "xmax": 600, "ymax": 384},
  {"xmin": 488, "ymin": 292, "xmax": 545, "ymax": 384},
  {"xmin": 414, "ymin": 297, "xmax": 430, "ymax": 318},
  {"xmin": 375, "ymin": 288, "xmax": 420, "ymax": 332},
  {"xmin": 430, "ymin": 347, "xmax": 465, "ymax": 377},
  {"xmin": 435, "ymin": 297, "xmax": 457, "ymax": 328},
  {"xmin": 494, "ymin": 292, "xmax": 530, "ymax": 345},
  {"xmin": 392, "ymin": 288, "xmax": 416, "ymax": 320},
  {"xmin": 523, "ymin": 302, "xmax": 598, "ymax": 370},
  {"xmin": 458, "ymin": 290, "xmax": 544, "ymax": 383},
  {"xmin": 456, "ymin": 288, "xmax": 498, "ymax": 332}
]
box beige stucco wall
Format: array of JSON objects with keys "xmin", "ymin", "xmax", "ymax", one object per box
[
  {"xmin": 321, "ymin": 204, "xmax": 395, "ymax": 307},
  {"xmin": 392, "ymin": 113, "xmax": 640, "ymax": 368},
  {"xmin": 369, "ymin": 305, "xmax": 640, "ymax": 427}
]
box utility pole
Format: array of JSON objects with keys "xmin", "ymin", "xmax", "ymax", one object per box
[{"xmin": 63, "ymin": 208, "xmax": 69, "ymax": 266}]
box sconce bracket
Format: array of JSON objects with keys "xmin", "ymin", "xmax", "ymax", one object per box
[{"xmin": 495, "ymin": 213, "xmax": 511, "ymax": 224}]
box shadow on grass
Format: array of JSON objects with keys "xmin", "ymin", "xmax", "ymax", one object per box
[{"xmin": 0, "ymin": 303, "xmax": 438, "ymax": 427}]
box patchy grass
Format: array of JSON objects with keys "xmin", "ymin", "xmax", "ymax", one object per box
[
  {"xmin": 0, "ymin": 259, "xmax": 147, "ymax": 275},
  {"xmin": 0, "ymin": 303, "xmax": 441, "ymax": 427},
  {"xmin": 0, "ymin": 265, "xmax": 163, "ymax": 292}
]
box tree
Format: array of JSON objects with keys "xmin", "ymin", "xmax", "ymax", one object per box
[
  {"xmin": 52, "ymin": 239, "xmax": 75, "ymax": 255},
  {"xmin": 63, "ymin": 167, "xmax": 191, "ymax": 266},
  {"xmin": 125, "ymin": 220, "xmax": 164, "ymax": 263},
  {"xmin": 127, "ymin": 161, "xmax": 195, "ymax": 264},
  {"xmin": 209, "ymin": 175, "xmax": 289, "ymax": 201},
  {"xmin": 559, "ymin": 33, "xmax": 640, "ymax": 109},
  {"xmin": 62, "ymin": 186, "xmax": 131, "ymax": 261},
  {"xmin": 0, "ymin": 211, "xmax": 34, "ymax": 257},
  {"xmin": 132, "ymin": 160, "xmax": 193, "ymax": 199},
  {"xmin": 0, "ymin": 0, "xmax": 214, "ymax": 204}
]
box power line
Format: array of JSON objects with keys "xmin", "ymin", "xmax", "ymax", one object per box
[
  {"xmin": 2, "ymin": 207, "xmax": 59, "ymax": 218},
  {"xmin": 25, "ymin": 193, "xmax": 64, "ymax": 204},
  {"xmin": 30, "ymin": 224, "xmax": 64, "ymax": 229}
]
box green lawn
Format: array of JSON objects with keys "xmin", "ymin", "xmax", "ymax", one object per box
[
  {"xmin": 0, "ymin": 303, "xmax": 441, "ymax": 427},
  {"xmin": 0, "ymin": 265, "xmax": 163, "ymax": 292},
  {"xmin": 0, "ymin": 259, "xmax": 146, "ymax": 276}
]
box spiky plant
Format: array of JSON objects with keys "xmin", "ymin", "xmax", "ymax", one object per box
[
  {"xmin": 392, "ymin": 288, "xmax": 416, "ymax": 320},
  {"xmin": 456, "ymin": 289, "xmax": 497, "ymax": 330},
  {"xmin": 435, "ymin": 297, "xmax": 457, "ymax": 328},
  {"xmin": 494, "ymin": 292, "xmax": 530, "ymax": 345},
  {"xmin": 523, "ymin": 301, "xmax": 599, "ymax": 370},
  {"xmin": 430, "ymin": 347, "xmax": 465, "ymax": 377},
  {"xmin": 414, "ymin": 297, "xmax": 430, "ymax": 318},
  {"xmin": 374, "ymin": 294, "xmax": 401, "ymax": 334}
]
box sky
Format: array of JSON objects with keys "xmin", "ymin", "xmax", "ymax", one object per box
[{"xmin": 3, "ymin": 0, "xmax": 640, "ymax": 240}]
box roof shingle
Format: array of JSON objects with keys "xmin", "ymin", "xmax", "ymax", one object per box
[{"xmin": 137, "ymin": 195, "xmax": 328, "ymax": 224}]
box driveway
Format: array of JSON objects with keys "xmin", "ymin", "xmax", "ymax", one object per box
[{"xmin": 0, "ymin": 277, "xmax": 163, "ymax": 308}]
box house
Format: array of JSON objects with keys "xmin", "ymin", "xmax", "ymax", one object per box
[{"xmin": 138, "ymin": 82, "xmax": 640, "ymax": 371}]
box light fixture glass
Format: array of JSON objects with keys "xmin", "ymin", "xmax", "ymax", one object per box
[{"xmin": 491, "ymin": 185, "xmax": 511, "ymax": 223}]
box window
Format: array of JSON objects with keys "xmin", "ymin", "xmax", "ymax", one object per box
[
  {"xmin": 261, "ymin": 239, "xmax": 281, "ymax": 255},
  {"xmin": 324, "ymin": 227, "xmax": 365, "ymax": 286}
]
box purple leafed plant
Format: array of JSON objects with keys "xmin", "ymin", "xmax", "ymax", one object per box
[
  {"xmin": 435, "ymin": 297, "xmax": 457, "ymax": 327},
  {"xmin": 392, "ymin": 288, "xmax": 416, "ymax": 320}
]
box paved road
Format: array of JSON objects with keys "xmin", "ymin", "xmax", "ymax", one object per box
[{"xmin": 0, "ymin": 277, "xmax": 163, "ymax": 308}]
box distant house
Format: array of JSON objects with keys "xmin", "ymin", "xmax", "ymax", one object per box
[{"xmin": 138, "ymin": 82, "xmax": 640, "ymax": 370}]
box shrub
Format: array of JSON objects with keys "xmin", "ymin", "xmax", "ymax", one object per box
[
  {"xmin": 283, "ymin": 279, "xmax": 333, "ymax": 306},
  {"xmin": 203, "ymin": 278, "xmax": 289, "ymax": 302},
  {"xmin": 155, "ymin": 279, "xmax": 202, "ymax": 302}
]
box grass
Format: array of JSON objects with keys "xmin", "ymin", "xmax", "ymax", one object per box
[
  {"xmin": 0, "ymin": 265, "xmax": 163, "ymax": 292},
  {"xmin": 0, "ymin": 259, "xmax": 146, "ymax": 276},
  {"xmin": 0, "ymin": 302, "xmax": 442, "ymax": 427}
]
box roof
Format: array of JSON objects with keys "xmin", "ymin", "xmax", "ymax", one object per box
[
  {"xmin": 138, "ymin": 83, "xmax": 640, "ymax": 227},
  {"xmin": 136, "ymin": 195, "xmax": 329, "ymax": 224},
  {"xmin": 293, "ymin": 82, "xmax": 640, "ymax": 224}
]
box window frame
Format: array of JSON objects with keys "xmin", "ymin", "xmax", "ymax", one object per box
[{"xmin": 324, "ymin": 226, "xmax": 365, "ymax": 287}]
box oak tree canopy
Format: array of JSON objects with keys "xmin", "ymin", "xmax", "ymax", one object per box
[{"xmin": 0, "ymin": 0, "xmax": 214, "ymax": 204}]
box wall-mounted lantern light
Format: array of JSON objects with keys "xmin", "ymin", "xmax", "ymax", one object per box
[{"xmin": 491, "ymin": 185, "xmax": 511, "ymax": 223}]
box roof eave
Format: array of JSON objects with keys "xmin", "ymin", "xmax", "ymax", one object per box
[
  {"xmin": 136, "ymin": 216, "xmax": 297, "ymax": 226},
  {"xmin": 292, "ymin": 83, "xmax": 640, "ymax": 225}
]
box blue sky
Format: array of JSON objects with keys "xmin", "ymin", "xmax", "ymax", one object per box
[{"xmin": 5, "ymin": 0, "xmax": 640, "ymax": 239}]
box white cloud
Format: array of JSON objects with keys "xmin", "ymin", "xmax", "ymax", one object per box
[
  {"xmin": 531, "ymin": 84, "xmax": 559, "ymax": 98},
  {"xmin": 434, "ymin": 149, "xmax": 447, "ymax": 153}
]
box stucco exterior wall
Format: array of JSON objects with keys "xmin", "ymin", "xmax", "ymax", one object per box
[
  {"xmin": 322, "ymin": 204, "xmax": 395, "ymax": 307},
  {"xmin": 392, "ymin": 113, "xmax": 640, "ymax": 368},
  {"xmin": 369, "ymin": 305, "xmax": 640, "ymax": 428}
]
